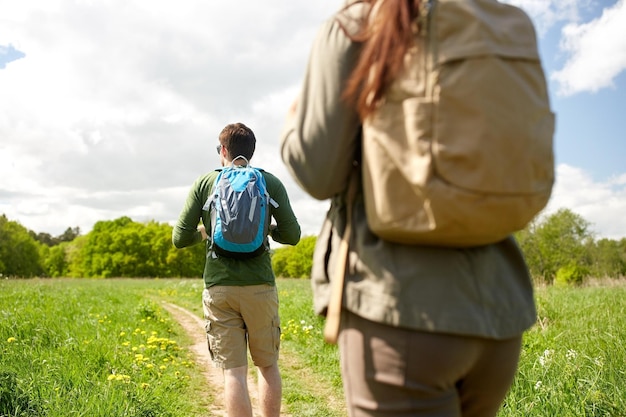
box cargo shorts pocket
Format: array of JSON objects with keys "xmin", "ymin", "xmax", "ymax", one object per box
[
  {"xmin": 273, "ymin": 317, "xmax": 281, "ymax": 353},
  {"xmin": 204, "ymin": 320, "xmax": 218, "ymax": 363}
]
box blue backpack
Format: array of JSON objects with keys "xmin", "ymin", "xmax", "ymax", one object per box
[{"xmin": 203, "ymin": 157, "xmax": 277, "ymax": 259}]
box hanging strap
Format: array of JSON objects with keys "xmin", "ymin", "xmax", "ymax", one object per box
[{"xmin": 323, "ymin": 167, "xmax": 359, "ymax": 344}]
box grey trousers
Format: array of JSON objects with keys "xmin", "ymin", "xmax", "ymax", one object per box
[{"xmin": 338, "ymin": 311, "xmax": 522, "ymax": 417}]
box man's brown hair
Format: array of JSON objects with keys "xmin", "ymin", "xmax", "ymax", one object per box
[{"xmin": 218, "ymin": 122, "xmax": 256, "ymax": 161}]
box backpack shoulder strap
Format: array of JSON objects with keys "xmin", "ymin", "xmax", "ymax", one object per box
[
  {"xmin": 324, "ymin": 166, "xmax": 359, "ymax": 344},
  {"xmin": 254, "ymin": 168, "xmax": 280, "ymax": 209}
]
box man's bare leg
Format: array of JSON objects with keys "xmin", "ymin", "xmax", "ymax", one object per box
[
  {"xmin": 257, "ymin": 362, "xmax": 282, "ymax": 417},
  {"xmin": 224, "ymin": 365, "xmax": 252, "ymax": 417}
]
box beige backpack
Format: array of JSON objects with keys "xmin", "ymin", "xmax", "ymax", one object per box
[{"xmin": 361, "ymin": 0, "xmax": 555, "ymax": 247}]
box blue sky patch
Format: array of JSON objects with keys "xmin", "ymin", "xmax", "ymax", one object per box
[{"xmin": 0, "ymin": 44, "xmax": 26, "ymax": 69}]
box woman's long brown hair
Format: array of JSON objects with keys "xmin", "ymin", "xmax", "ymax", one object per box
[{"xmin": 342, "ymin": 0, "xmax": 424, "ymax": 121}]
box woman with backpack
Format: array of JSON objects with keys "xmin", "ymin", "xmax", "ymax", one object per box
[{"xmin": 280, "ymin": 1, "xmax": 552, "ymax": 416}]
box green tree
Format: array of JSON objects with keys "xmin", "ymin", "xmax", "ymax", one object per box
[
  {"xmin": 589, "ymin": 238, "xmax": 626, "ymax": 279},
  {"xmin": 166, "ymin": 240, "xmax": 205, "ymax": 278},
  {"xmin": 43, "ymin": 243, "xmax": 69, "ymax": 277},
  {"xmin": 272, "ymin": 235, "xmax": 316, "ymax": 278},
  {"xmin": 517, "ymin": 208, "xmax": 593, "ymax": 283},
  {"xmin": 81, "ymin": 217, "xmax": 172, "ymax": 278},
  {"xmin": 77, "ymin": 217, "xmax": 203, "ymax": 278},
  {"xmin": 0, "ymin": 214, "xmax": 44, "ymax": 277},
  {"xmin": 81, "ymin": 216, "xmax": 131, "ymax": 277},
  {"xmin": 58, "ymin": 226, "xmax": 80, "ymax": 243},
  {"xmin": 31, "ymin": 231, "xmax": 56, "ymax": 246},
  {"xmin": 30, "ymin": 226, "xmax": 80, "ymax": 247},
  {"xmin": 65, "ymin": 235, "xmax": 88, "ymax": 277}
]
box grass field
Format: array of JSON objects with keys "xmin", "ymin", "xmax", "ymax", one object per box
[
  {"xmin": 502, "ymin": 283, "xmax": 626, "ymax": 416},
  {"xmin": 1, "ymin": 278, "xmax": 625, "ymax": 416}
]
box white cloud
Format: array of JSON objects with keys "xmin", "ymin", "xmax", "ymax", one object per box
[
  {"xmin": 502, "ymin": 1, "xmax": 626, "ymax": 96},
  {"xmin": 502, "ymin": 0, "xmax": 580, "ymax": 34},
  {"xmin": 2, "ymin": 0, "xmax": 625, "ymax": 245},
  {"xmin": 544, "ymin": 164, "xmax": 626, "ymax": 240},
  {"xmin": 552, "ymin": 0, "xmax": 626, "ymax": 95},
  {"xmin": 0, "ymin": 0, "xmax": 339, "ymax": 236}
]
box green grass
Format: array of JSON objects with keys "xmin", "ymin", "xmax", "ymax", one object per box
[
  {"xmin": 277, "ymin": 279, "xmax": 345, "ymax": 416},
  {"xmin": 0, "ymin": 279, "xmax": 209, "ymax": 417},
  {"xmin": 500, "ymin": 285, "xmax": 626, "ymax": 416},
  {"xmin": 1, "ymin": 278, "xmax": 625, "ymax": 416},
  {"xmin": 148, "ymin": 277, "xmax": 346, "ymax": 416}
]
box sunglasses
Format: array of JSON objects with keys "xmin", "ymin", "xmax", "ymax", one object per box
[{"xmin": 216, "ymin": 144, "xmax": 222, "ymax": 155}]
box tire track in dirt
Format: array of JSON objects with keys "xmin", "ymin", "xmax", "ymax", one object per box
[
  {"xmin": 162, "ymin": 302, "xmax": 293, "ymax": 417},
  {"xmin": 161, "ymin": 302, "xmax": 228, "ymax": 416}
]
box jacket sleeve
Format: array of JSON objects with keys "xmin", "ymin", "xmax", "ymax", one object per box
[
  {"xmin": 280, "ymin": 14, "xmax": 362, "ymax": 201},
  {"xmin": 172, "ymin": 177, "xmax": 205, "ymax": 249},
  {"xmin": 266, "ymin": 173, "xmax": 301, "ymax": 246}
]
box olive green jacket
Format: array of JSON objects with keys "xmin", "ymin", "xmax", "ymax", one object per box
[{"xmin": 280, "ymin": 2, "xmax": 536, "ymax": 339}]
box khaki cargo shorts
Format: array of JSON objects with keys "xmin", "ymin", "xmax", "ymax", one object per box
[{"xmin": 202, "ymin": 284, "xmax": 281, "ymax": 369}]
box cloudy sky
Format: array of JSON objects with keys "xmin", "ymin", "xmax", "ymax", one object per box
[{"xmin": 1, "ymin": 0, "xmax": 625, "ymax": 243}]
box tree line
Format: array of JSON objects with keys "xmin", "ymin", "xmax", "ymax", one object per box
[
  {"xmin": 515, "ymin": 208, "xmax": 626, "ymax": 284},
  {"xmin": 0, "ymin": 214, "xmax": 314, "ymax": 279},
  {"xmin": 1, "ymin": 209, "xmax": 625, "ymax": 283}
]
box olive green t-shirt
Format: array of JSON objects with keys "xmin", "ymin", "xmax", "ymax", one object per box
[{"xmin": 172, "ymin": 168, "xmax": 301, "ymax": 288}]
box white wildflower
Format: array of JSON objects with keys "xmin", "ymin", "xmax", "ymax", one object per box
[
  {"xmin": 539, "ymin": 349, "xmax": 554, "ymax": 367},
  {"xmin": 566, "ymin": 349, "xmax": 577, "ymax": 360},
  {"xmin": 593, "ymin": 356, "xmax": 604, "ymax": 367}
]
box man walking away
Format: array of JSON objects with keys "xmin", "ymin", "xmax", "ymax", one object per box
[{"xmin": 173, "ymin": 122, "xmax": 301, "ymax": 416}]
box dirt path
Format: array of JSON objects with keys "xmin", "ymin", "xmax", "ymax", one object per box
[{"xmin": 161, "ymin": 302, "xmax": 292, "ymax": 417}]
